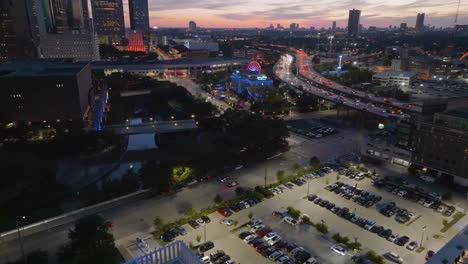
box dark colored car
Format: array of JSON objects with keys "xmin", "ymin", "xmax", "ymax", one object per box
[
  {"xmin": 214, "ymin": 255, "xmax": 230, "ymax": 264},
  {"xmin": 395, "ymin": 235, "xmax": 410, "ymax": 246},
  {"xmin": 251, "ymin": 238, "xmax": 264, "ymax": 246},
  {"xmin": 426, "ymin": 250, "xmax": 435, "ymax": 261},
  {"xmin": 210, "ymin": 250, "xmax": 226, "ymax": 261},
  {"xmin": 161, "ymin": 230, "xmax": 177, "ymax": 242},
  {"xmin": 262, "ymin": 247, "xmax": 277, "ymax": 257},
  {"xmin": 201, "ymin": 215, "xmax": 211, "ymax": 223},
  {"xmin": 189, "ymin": 220, "xmax": 200, "ymax": 229},
  {"xmin": 256, "ymin": 226, "xmax": 272, "ymax": 237},
  {"xmin": 285, "ymin": 243, "xmax": 299, "ymax": 253},
  {"xmin": 238, "ymin": 231, "xmax": 253, "ymax": 239},
  {"xmin": 307, "ymin": 194, "xmax": 317, "ymax": 201},
  {"xmin": 199, "ymin": 241, "xmax": 215, "ymax": 252},
  {"xmin": 314, "ymin": 198, "xmax": 322, "ymax": 204},
  {"xmin": 274, "ymin": 240, "xmax": 288, "ymax": 250},
  {"xmin": 255, "ymin": 243, "xmax": 269, "ymax": 252}
]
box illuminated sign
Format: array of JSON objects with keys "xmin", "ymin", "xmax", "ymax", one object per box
[{"xmin": 257, "ymin": 75, "xmax": 268, "ymax": 81}]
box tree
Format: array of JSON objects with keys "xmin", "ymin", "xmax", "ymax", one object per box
[
  {"xmin": 184, "ymin": 205, "xmax": 196, "ymax": 217},
  {"xmin": 214, "ymin": 194, "xmax": 223, "ymax": 204},
  {"xmin": 309, "ymin": 156, "xmax": 320, "ymax": 167},
  {"xmin": 235, "ymin": 187, "xmax": 245, "ymax": 196},
  {"xmin": 56, "ymin": 215, "xmax": 117, "ymax": 264},
  {"xmin": 6, "ymin": 250, "xmax": 48, "ymax": 264}
]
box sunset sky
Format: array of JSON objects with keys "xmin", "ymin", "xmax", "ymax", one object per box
[{"xmin": 119, "ymin": 0, "xmax": 468, "ymax": 29}]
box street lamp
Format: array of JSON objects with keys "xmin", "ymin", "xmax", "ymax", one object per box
[
  {"xmin": 204, "ymin": 224, "xmax": 207, "ymax": 242},
  {"xmin": 16, "ymin": 216, "xmax": 26, "ymax": 264},
  {"xmin": 420, "ymin": 226, "xmax": 427, "ymax": 248},
  {"xmin": 307, "ymin": 180, "xmax": 310, "ymax": 196}
]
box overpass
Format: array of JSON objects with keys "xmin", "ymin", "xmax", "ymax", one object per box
[
  {"xmin": 275, "ymin": 54, "xmax": 402, "ymax": 120},
  {"xmin": 292, "ymin": 48, "xmax": 423, "ymax": 114},
  {"xmin": 103, "ymin": 120, "xmax": 198, "ymax": 135}
]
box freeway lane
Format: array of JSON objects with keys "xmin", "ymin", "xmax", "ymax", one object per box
[
  {"xmin": 275, "ymin": 54, "xmax": 401, "ymax": 119},
  {"xmin": 292, "ymin": 49, "xmax": 422, "ymax": 114}
]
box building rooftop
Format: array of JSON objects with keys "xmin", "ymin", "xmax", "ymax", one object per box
[
  {"xmin": 374, "ymin": 70, "xmax": 417, "ymax": 78},
  {"xmin": 0, "ymin": 59, "xmax": 89, "ymax": 78},
  {"xmin": 427, "ymin": 225, "xmax": 468, "ymax": 264}
]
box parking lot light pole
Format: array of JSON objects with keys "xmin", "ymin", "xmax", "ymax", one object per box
[
  {"xmin": 16, "ymin": 216, "xmax": 26, "ymax": 264},
  {"xmin": 204, "ymin": 224, "xmax": 207, "ymax": 243},
  {"xmin": 307, "ymin": 180, "xmax": 310, "ymax": 196},
  {"xmin": 420, "ymin": 226, "xmax": 427, "ymax": 248}
]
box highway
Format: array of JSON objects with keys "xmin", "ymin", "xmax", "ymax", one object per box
[
  {"xmin": 292, "ymin": 49, "xmax": 422, "ymax": 114},
  {"xmin": 275, "ymin": 54, "xmax": 403, "ymax": 119}
]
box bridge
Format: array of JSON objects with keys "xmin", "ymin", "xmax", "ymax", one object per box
[
  {"xmin": 292, "ymin": 48, "xmax": 423, "ymax": 114},
  {"xmin": 103, "ymin": 120, "xmax": 198, "ymax": 135},
  {"xmin": 275, "ymin": 54, "xmax": 402, "ymax": 120}
]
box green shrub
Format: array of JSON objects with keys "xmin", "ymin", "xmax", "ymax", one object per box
[{"xmin": 287, "ymin": 206, "xmax": 301, "ymax": 219}]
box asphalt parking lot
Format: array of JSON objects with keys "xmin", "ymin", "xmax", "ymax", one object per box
[{"xmin": 171, "ymin": 168, "xmax": 465, "ymax": 264}]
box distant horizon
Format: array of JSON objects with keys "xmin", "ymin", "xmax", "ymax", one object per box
[{"xmin": 114, "ymin": 0, "xmax": 468, "ymax": 29}]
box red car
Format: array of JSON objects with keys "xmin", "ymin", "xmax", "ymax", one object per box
[
  {"xmin": 255, "ymin": 226, "xmax": 272, "ymax": 237},
  {"xmin": 217, "ymin": 207, "xmax": 232, "ymax": 217},
  {"xmin": 425, "ymin": 250, "xmax": 435, "ymax": 261}
]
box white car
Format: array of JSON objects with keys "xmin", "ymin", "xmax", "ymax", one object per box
[
  {"xmin": 264, "ymin": 232, "xmax": 279, "ymax": 241},
  {"xmin": 437, "ymin": 205, "xmax": 447, "ymax": 213},
  {"xmin": 196, "ymin": 218, "xmax": 205, "ymax": 226},
  {"xmin": 388, "ymin": 233, "xmax": 399, "ymax": 242},
  {"xmin": 243, "ymin": 234, "xmax": 256, "ymax": 243},
  {"xmin": 397, "ymin": 190, "xmax": 407, "ymax": 197},
  {"xmin": 331, "ymin": 244, "xmax": 347, "ymax": 256},
  {"xmin": 219, "ymin": 218, "xmax": 233, "ymax": 226},
  {"xmin": 424, "ymin": 200, "xmax": 434, "ymax": 208},
  {"xmin": 283, "ymin": 216, "xmax": 299, "ymax": 226},
  {"xmin": 250, "ymin": 224, "xmax": 265, "ymax": 232},
  {"xmin": 267, "ymin": 235, "xmax": 281, "ymax": 246},
  {"xmin": 304, "ymin": 257, "xmax": 318, "ymax": 264},
  {"xmin": 384, "ymin": 252, "xmax": 403, "ymax": 263},
  {"xmin": 406, "ymin": 241, "xmax": 418, "ymax": 251},
  {"xmin": 420, "ymin": 175, "xmax": 436, "ymax": 183},
  {"xmin": 200, "ymin": 256, "xmax": 210, "ymax": 264}
]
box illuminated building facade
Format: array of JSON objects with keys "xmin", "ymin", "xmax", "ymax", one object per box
[
  {"xmin": 127, "ymin": 31, "xmax": 146, "ymax": 52},
  {"xmin": 128, "ymin": 0, "xmax": 149, "ymax": 32},
  {"xmin": 230, "ymin": 61, "xmax": 273, "ymax": 99},
  {"xmin": 91, "ymin": 0, "xmax": 125, "ymax": 45}
]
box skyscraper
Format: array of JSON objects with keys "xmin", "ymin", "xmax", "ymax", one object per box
[
  {"xmin": 189, "ymin": 21, "xmax": 197, "ymax": 31},
  {"xmin": 91, "ymin": 0, "xmax": 125, "ymax": 45},
  {"xmin": 347, "ymin": 9, "xmax": 361, "ymax": 37},
  {"xmin": 400, "ymin": 23, "xmax": 407, "ymax": 32},
  {"xmin": 332, "ymin": 21, "xmax": 336, "ymax": 30},
  {"xmin": 0, "ymin": 0, "xmax": 39, "ymax": 62},
  {"xmin": 416, "ymin": 13, "xmax": 425, "ymax": 32},
  {"xmin": 0, "ymin": 0, "xmax": 99, "ymax": 62},
  {"xmin": 128, "ymin": 0, "xmax": 149, "ymax": 32}
]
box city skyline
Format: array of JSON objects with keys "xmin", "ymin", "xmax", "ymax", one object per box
[{"xmin": 112, "ymin": 0, "xmax": 468, "ymax": 29}]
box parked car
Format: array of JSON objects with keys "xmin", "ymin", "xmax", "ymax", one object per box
[
  {"xmin": 331, "ymin": 244, "xmax": 347, "ymax": 256},
  {"xmin": 406, "ymin": 241, "xmax": 418, "ymax": 251},
  {"xmin": 384, "ymin": 252, "xmax": 403, "ymax": 263},
  {"xmin": 199, "ymin": 241, "xmax": 215, "ymax": 252},
  {"xmin": 283, "ymin": 216, "xmax": 299, "ymax": 226},
  {"xmin": 217, "ymin": 207, "xmax": 232, "ymax": 217}
]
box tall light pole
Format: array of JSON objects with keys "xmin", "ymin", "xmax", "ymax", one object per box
[
  {"xmin": 420, "ymin": 225, "xmax": 427, "ymax": 248},
  {"xmin": 307, "ymin": 180, "xmax": 310, "ymax": 196},
  {"xmin": 203, "ymin": 224, "xmax": 207, "ymax": 242},
  {"xmin": 264, "ymin": 167, "xmax": 267, "ymax": 188},
  {"xmin": 16, "ymin": 216, "xmax": 26, "ymax": 264}
]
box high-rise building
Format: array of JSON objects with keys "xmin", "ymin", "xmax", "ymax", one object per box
[
  {"xmin": 0, "ymin": 0, "xmax": 99, "ymax": 62},
  {"xmin": 128, "ymin": 0, "xmax": 149, "ymax": 32},
  {"xmin": 347, "ymin": 9, "xmax": 361, "ymax": 37},
  {"xmin": 0, "ymin": 0, "xmax": 39, "ymax": 62},
  {"xmin": 189, "ymin": 21, "xmax": 197, "ymax": 31},
  {"xmin": 412, "ymin": 108, "xmax": 468, "ymax": 186},
  {"xmin": 416, "ymin": 13, "xmax": 425, "ymax": 32},
  {"xmin": 0, "ymin": 60, "xmax": 93, "ymax": 123},
  {"xmin": 91, "ymin": 0, "xmax": 125, "ymax": 45},
  {"xmin": 400, "ymin": 23, "xmax": 407, "ymax": 32},
  {"xmin": 332, "ymin": 21, "xmax": 336, "ymax": 30}
]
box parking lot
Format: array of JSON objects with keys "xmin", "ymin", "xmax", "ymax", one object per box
[
  {"xmin": 161, "ymin": 165, "xmax": 465, "ymax": 264},
  {"xmin": 287, "ymin": 119, "xmax": 338, "ymax": 140}
]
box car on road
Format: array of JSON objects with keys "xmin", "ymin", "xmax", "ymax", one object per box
[
  {"xmin": 226, "ymin": 181, "xmax": 238, "ymax": 188},
  {"xmin": 406, "ymin": 241, "xmax": 418, "ymax": 251},
  {"xmin": 199, "ymin": 241, "xmax": 215, "ymax": 252},
  {"xmin": 384, "ymin": 252, "xmax": 403, "ymax": 263},
  {"xmin": 331, "ymin": 244, "xmax": 348, "ymax": 256}
]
